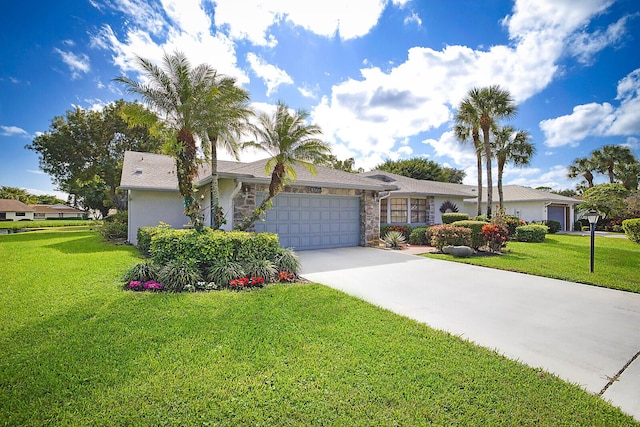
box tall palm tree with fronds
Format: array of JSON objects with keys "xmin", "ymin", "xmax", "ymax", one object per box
[
  {"xmin": 115, "ymin": 51, "xmax": 217, "ymax": 231},
  {"xmin": 454, "ymin": 100, "xmax": 483, "ymax": 216},
  {"xmin": 568, "ymin": 157, "xmax": 596, "ymax": 188},
  {"xmin": 235, "ymin": 101, "xmax": 331, "ymax": 231},
  {"xmin": 591, "ymin": 145, "xmax": 637, "ymax": 184},
  {"xmin": 202, "ymin": 75, "xmax": 253, "ymax": 229},
  {"xmin": 462, "ymin": 85, "xmax": 517, "ymax": 218},
  {"xmin": 492, "ymin": 125, "xmax": 535, "ymax": 209}
]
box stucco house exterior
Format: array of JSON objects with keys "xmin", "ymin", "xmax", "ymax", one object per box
[
  {"xmin": 0, "ymin": 199, "xmax": 35, "ymax": 221},
  {"xmin": 360, "ymin": 170, "xmax": 581, "ymax": 231},
  {"xmin": 29, "ymin": 204, "xmax": 86, "ymax": 220},
  {"xmin": 120, "ymin": 151, "xmax": 395, "ymax": 249}
]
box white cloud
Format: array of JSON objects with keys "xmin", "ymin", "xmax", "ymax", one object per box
[
  {"xmin": 26, "ymin": 169, "xmax": 45, "ymax": 175},
  {"xmin": 404, "ymin": 12, "xmax": 422, "ymax": 26},
  {"xmin": 504, "ymin": 165, "xmax": 573, "ymax": 190},
  {"xmin": 246, "ymin": 53, "xmax": 293, "ymax": 96},
  {"xmin": 212, "ymin": 0, "xmax": 387, "ymax": 45},
  {"xmin": 540, "ymin": 68, "xmax": 640, "ymax": 146},
  {"xmin": 0, "ymin": 125, "xmax": 30, "ymax": 137},
  {"xmin": 568, "ymin": 15, "xmax": 630, "ymax": 64},
  {"xmin": 623, "ymin": 136, "xmax": 639, "ymax": 150},
  {"xmin": 54, "ymin": 49, "xmax": 90, "ymax": 79}
]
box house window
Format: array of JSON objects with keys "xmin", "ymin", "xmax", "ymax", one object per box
[
  {"xmin": 390, "ymin": 198, "xmax": 408, "ymax": 223},
  {"xmin": 16, "ymin": 212, "xmax": 26, "ymax": 217},
  {"xmin": 411, "ymin": 198, "xmax": 427, "ymax": 223},
  {"xmin": 380, "ymin": 198, "xmax": 388, "ymax": 223},
  {"xmin": 58, "ymin": 213, "xmax": 64, "ymax": 218}
]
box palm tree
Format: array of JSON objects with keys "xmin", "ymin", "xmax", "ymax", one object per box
[
  {"xmin": 202, "ymin": 75, "xmax": 253, "ymax": 229},
  {"xmin": 454, "ymin": 100, "xmax": 483, "ymax": 216},
  {"xmin": 591, "ymin": 145, "xmax": 637, "ymax": 184},
  {"xmin": 115, "ymin": 51, "xmax": 217, "ymax": 231},
  {"xmin": 235, "ymin": 102, "xmax": 331, "ymax": 231},
  {"xmin": 462, "ymin": 86, "xmax": 517, "ymax": 218},
  {"xmin": 492, "ymin": 126, "xmax": 535, "ymax": 209},
  {"xmin": 568, "ymin": 157, "xmax": 595, "ymax": 188}
]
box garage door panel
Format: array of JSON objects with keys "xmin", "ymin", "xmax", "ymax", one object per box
[{"xmin": 254, "ymin": 193, "xmax": 360, "ymax": 250}]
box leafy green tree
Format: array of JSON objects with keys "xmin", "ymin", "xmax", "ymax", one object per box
[
  {"xmin": 460, "ymin": 85, "xmax": 517, "ymax": 218},
  {"xmin": 26, "ymin": 100, "xmax": 162, "ymax": 212},
  {"xmin": 115, "ymin": 51, "xmax": 219, "ymax": 230},
  {"xmin": 327, "ymin": 155, "xmax": 364, "ymax": 173},
  {"xmin": 591, "ymin": 145, "xmax": 637, "ymax": 184},
  {"xmin": 202, "ymin": 75, "xmax": 253, "ymax": 229},
  {"xmin": 614, "ymin": 159, "xmax": 640, "ymax": 190},
  {"xmin": 625, "ymin": 191, "xmax": 640, "ymax": 218},
  {"xmin": 35, "ymin": 194, "xmax": 66, "ymax": 205},
  {"xmin": 492, "ymin": 126, "xmax": 535, "ymax": 209},
  {"xmin": 235, "ymin": 102, "xmax": 331, "ymax": 231},
  {"xmin": 375, "ymin": 157, "xmax": 466, "ymax": 183},
  {"xmin": 552, "ymin": 188, "xmax": 578, "ymax": 197},
  {"xmin": 568, "ymin": 157, "xmax": 596, "ymax": 188},
  {"xmin": 579, "ymin": 183, "xmax": 630, "ymax": 220},
  {"xmin": 0, "ymin": 186, "xmax": 37, "ymax": 204},
  {"xmin": 454, "ymin": 99, "xmax": 484, "ymax": 215}
]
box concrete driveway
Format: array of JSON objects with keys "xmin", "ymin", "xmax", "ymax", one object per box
[{"xmin": 298, "ymin": 247, "xmax": 640, "ymax": 420}]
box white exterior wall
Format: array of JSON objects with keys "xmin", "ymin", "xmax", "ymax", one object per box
[
  {"xmin": 5, "ymin": 211, "xmax": 35, "ymax": 221},
  {"xmin": 199, "ymin": 179, "xmax": 237, "ymax": 231},
  {"xmin": 127, "ymin": 189, "xmax": 188, "ymax": 245},
  {"xmin": 463, "ymin": 200, "xmax": 575, "ymax": 230},
  {"xmin": 433, "ymin": 197, "xmax": 473, "ymax": 223}
]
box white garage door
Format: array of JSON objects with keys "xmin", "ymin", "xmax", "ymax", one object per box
[{"xmin": 254, "ymin": 193, "xmax": 360, "ymax": 250}]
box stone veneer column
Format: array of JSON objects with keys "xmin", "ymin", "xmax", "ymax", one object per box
[
  {"xmin": 361, "ymin": 190, "xmax": 380, "ymax": 247},
  {"xmin": 232, "ymin": 183, "xmax": 257, "ymax": 231},
  {"xmin": 428, "ymin": 197, "xmax": 436, "ymax": 225}
]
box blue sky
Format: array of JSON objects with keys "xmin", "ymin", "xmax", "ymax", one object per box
[{"xmin": 1, "ymin": 0, "xmax": 639, "ymax": 199}]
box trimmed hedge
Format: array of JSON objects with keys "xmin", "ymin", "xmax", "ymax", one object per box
[
  {"xmin": 515, "ymin": 224, "xmax": 548, "ymax": 243},
  {"xmin": 409, "ymin": 226, "xmax": 429, "ymax": 245},
  {"xmin": 543, "ymin": 220, "xmax": 561, "ymax": 234},
  {"xmin": 442, "ymin": 213, "xmax": 469, "ymax": 224},
  {"xmin": 622, "ymin": 218, "xmax": 640, "ymax": 243},
  {"xmin": 149, "ymin": 228, "xmax": 280, "ymax": 270},
  {"xmin": 451, "ymin": 220, "xmax": 486, "ymax": 249}
]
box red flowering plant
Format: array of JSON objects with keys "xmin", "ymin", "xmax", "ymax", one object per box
[
  {"xmin": 228, "ymin": 276, "xmax": 265, "ymax": 290},
  {"xmin": 481, "ymin": 223, "xmax": 509, "ymax": 253},
  {"xmin": 278, "ymin": 271, "xmax": 296, "ymax": 283}
]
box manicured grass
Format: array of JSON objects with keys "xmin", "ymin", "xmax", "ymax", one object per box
[
  {"xmin": 1, "ymin": 230, "xmax": 637, "ymax": 426},
  {"xmin": 424, "ymin": 234, "xmax": 640, "ymax": 293},
  {"xmin": 0, "ymin": 219, "xmax": 95, "ymax": 229}
]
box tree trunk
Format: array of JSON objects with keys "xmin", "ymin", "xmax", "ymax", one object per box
[
  {"xmin": 234, "ymin": 165, "xmax": 285, "ymax": 231},
  {"xmin": 480, "ymin": 117, "xmax": 493, "ymax": 218},
  {"xmin": 584, "ymin": 171, "xmax": 594, "ymax": 187},
  {"xmin": 208, "ymin": 133, "xmax": 224, "ymax": 230},
  {"xmin": 497, "ymin": 161, "xmax": 504, "ymax": 210},
  {"xmin": 475, "ymin": 142, "xmax": 483, "ymax": 217}
]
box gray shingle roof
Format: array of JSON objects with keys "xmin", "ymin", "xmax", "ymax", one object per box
[
  {"xmin": 472, "ymin": 185, "xmax": 582, "ymax": 204},
  {"xmin": 360, "ymin": 170, "xmax": 476, "ymax": 197},
  {"xmin": 120, "ymin": 151, "xmax": 395, "ymax": 191}
]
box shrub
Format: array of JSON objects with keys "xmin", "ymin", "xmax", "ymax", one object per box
[
  {"xmin": 137, "ymin": 223, "xmax": 171, "ymax": 256},
  {"xmin": 98, "ymin": 211, "xmax": 127, "ymax": 241},
  {"xmin": 408, "ymin": 227, "xmax": 429, "ymax": 245},
  {"xmin": 275, "ymin": 248, "xmax": 301, "ymax": 275},
  {"xmin": 543, "ymin": 220, "xmax": 562, "ymax": 234},
  {"xmin": 382, "ymin": 230, "xmax": 406, "ymax": 248},
  {"xmin": 122, "ymin": 260, "xmax": 160, "ymax": 284},
  {"xmin": 243, "ymin": 258, "xmax": 277, "ymax": 283},
  {"xmin": 491, "ymin": 211, "xmax": 525, "ymax": 237},
  {"xmin": 207, "ymin": 261, "xmax": 245, "ymax": 286},
  {"xmin": 622, "ymin": 218, "xmax": 640, "ymax": 243},
  {"xmin": 481, "ymin": 224, "xmax": 509, "ymax": 253},
  {"xmin": 474, "ymin": 215, "xmax": 489, "ymax": 222},
  {"xmin": 149, "ymin": 228, "xmax": 279, "ymax": 270},
  {"xmin": 428, "ymin": 225, "xmax": 472, "ymax": 251},
  {"xmin": 451, "ymin": 220, "xmax": 486, "ymax": 249},
  {"xmin": 442, "ymin": 213, "xmax": 469, "ymax": 224},
  {"xmin": 515, "ymin": 224, "xmax": 548, "ymax": 243},
  {"xmin": 573, "ymin": 220, "xmax": 583, "ymax": 232},
  {"xmin": 158, "ymin": 260, "xmax": 203, "ymax": 292}
]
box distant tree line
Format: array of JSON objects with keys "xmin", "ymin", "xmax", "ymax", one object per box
[{"xmin": 0, "ymin": 186, "xmax": 65, "ymax": 205}]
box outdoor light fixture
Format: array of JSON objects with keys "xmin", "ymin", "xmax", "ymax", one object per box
[{"xmin": 585, "ymin": 209, "xmax": 600, "ymax": 273}]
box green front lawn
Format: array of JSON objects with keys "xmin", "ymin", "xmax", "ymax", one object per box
[
  {"xmin": 424, "ymin": 233, "xmax": 640, "ymax": 293},
  {"xmin": 0, "ymin": 230, "xmax": 636, "ymax": 426}
]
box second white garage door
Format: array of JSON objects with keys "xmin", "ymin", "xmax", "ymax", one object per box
[{"xmin": 254, "ymin": 193, "xmax": 360, "ymax": 250}]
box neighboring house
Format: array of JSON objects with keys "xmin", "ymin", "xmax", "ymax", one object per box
[
  {"xmin": 29, "ymin": 204, "xmax": 86, "ymax": 220},
  {"xmin": 360, "ymin": 170, "xmax": 581, "ymax": 231},
  {"xmin": 120, "ymin": 151, "xmax": 396, "ymax": 249},
  {"xmin": 0, "ymin": 199, "xmax": 35, "ymax": 221}
]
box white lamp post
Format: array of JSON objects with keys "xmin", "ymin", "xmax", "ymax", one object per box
[{"xmin": 584, "ymin": 209, "xmax": 600, "ymax": 273}]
